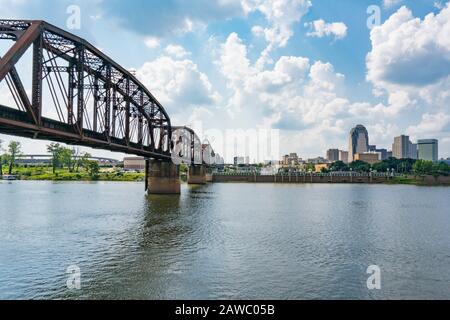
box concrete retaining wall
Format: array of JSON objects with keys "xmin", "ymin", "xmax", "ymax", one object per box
[{"xmin": 212, "ymin": 174, "xmax": 450, "ymax": 185}]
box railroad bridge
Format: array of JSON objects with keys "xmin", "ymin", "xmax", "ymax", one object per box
[{"xmin": 0, "ymin": 19, "xmax": 222, "ymax": 194}]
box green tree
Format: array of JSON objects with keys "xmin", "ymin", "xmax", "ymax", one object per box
[
  {"xmin": 431, "ymin": 162, "xmax": 450, "ymax": 176},
  {"xmin": 71, "ymin": 147, "xmax": 81, "ymax": 172},
  {"xmin": 47, "ymin": 143, "xmax": 64, "ymax": 174},
  {"xmin": 7, "ymin": 141, "xmax": 22, "ymax": 175},
  {"xmin": 329, "ymin": 161, "xmax": 349, "ymax": 172},
  {"xmin": 413, "ymin": 160, "xmax": 433, "ymax": 175},
  {"xmin": 304, "ymin": 163, "xmax": 315, "ymax": 172},
  {"xmin": 320, "ymin": 167, "xmax": 330, "ymax": 174},
  {"xmin": 86, "ymin": 161, "xmax": 100, "ymax": 180},
  {"xmin": 349, "ymin": 160, "xmax": 371, "ymax": 173},
  {"xmin": 59, "ymin": 147, "xmax": 73, "ymax": 171},
  {"xmin": 79, "ymin": 152, "xmax": 92, "ymax": 171},
  {"xmin": 437, "ymin": 162, "xmax": 450, "ymax": 175}
]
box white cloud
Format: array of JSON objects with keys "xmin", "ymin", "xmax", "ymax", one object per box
[
  {"xmin": 367, "ymin": 5, "xmax": 450, "ymax": 89},
  {"xmin": 244, "ymin": 0, "xmax": 312, "ymax": 67},
  {"xmin": 383, "ymin": 0, "xmax": 402, "ymax": 8},
  {"xmin": 366, "ymin": 3, "xmax": 450, "ymax": 132},
  {"xmin": 144, "ymin": 37, "xmax": 161, "ymax": 49},
  {"xmin": 137, "ymin": 56, "xmax": 220, "ymax": 115},
  {"xmin": 407, "ymin": 113, "xmax": 450, "ymax": 138},
  {"xmin": 305, "ymin": 19, "xmax": 348, "ymax": 40},
  {"xmin": 165, "ymin": 44, "xmax": 191, "ymax": 59}
]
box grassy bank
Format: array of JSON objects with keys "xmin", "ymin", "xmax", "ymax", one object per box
[
  {"xmin": 2, "ymin": 166, "xmax": 145, "ymax": 182},
  {"xmin": 386, "ymin": 175, "xmax": 450, "ymax": 186}
]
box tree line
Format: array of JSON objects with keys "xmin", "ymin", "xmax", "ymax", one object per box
[
  {"xmin": 46, "ymin": 143, "xmax": 99, "ymax": 178},
  {"xmin": 0, "ymin": 139, "xmax": 99, "ymax": 178},
  {"xmin": 328, "ymin": 158, "xmax": 450, "ymax": 176}
]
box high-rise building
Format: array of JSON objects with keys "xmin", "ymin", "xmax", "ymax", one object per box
[
  {"xmin": 281, "ymin": 153, "xmax": 299, "ymax": 166},
  {"xmin": 392, "ymin": 135, "xmax": 418, "ymax": 159},
  {"xmin": 418, "ymin": 139, "xmax": 439, "ymax": 162},
  {"xmin": 339, "ymin": 150, "xmax": 349, "ymax": 164},
  {"xmin": 354, "ymin": 153, "xmax": 380, "ymax": 165},
  {"xmin": 375, "ymin": 148, "xmax": 388, "ymax": 161},
  {"xmin": 348, "ymin": 125, "xmax": 369, "ymax": 163},
  {"xmin": 326, "ymin": 149, "xmax": 340, "ymax": 162},
  {"xmin": 408, "ymin": 142, "xmax": 418, "ymax": 160},
  {"xmin": 392, "ymin": 135, "xmax": 410, "ymax": 159}
]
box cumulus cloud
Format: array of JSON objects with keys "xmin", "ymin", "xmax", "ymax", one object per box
[
  {"xmin": 407, "ymin": 113, "xmax": 450, "ymax": 138},
  {"xmin": 245, "ymin": 0, "xmax": 312, "ymax": 67},
  {"xmin": 383, "ymin": 0, "xmax": 402, "ymax": 8},
  {"xmin": 366, "ymin": 2, "xmax": 450, "ymax": 140},
  {"xmin": 165, "ymin": 45, "xmax": 191, "ymax": 59},
  {"xmin": 144, "ymin": 37, "xmax": 160, "ymax": 49},
  {"xmin": 305, "ymin": 19, "xmax": 348, "ymax": 40},
  {"xmin": 137, "ymin": 56, "xmax": 219, "ymax": 114},
  {"xmin": 217, "ymin": 33, "xmax": 349, "ymax": 126},
  {"xmin": 367, "ymin": 5, "xmax": 450, "ymax": 89}
]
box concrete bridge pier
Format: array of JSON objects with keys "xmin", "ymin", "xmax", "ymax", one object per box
[
  {"xmin": 146, "ymin": 159, "xmax": 181, "ymax": 194},
  {"xmin": 188, "ymin": 165, "xmax": 207, "ymax": 184},
  {"xmin": 205, "ymin": 168, "xmax": 213, "ymax": 183}
]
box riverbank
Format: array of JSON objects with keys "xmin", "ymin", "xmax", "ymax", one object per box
[
  {"xmin": 212, "ymin": 174, "xmax": 450, "ymax": 186},
  {"xmin": 1, "ymin": 167, "xmax": 145, "ymax": 182},
  {"xmin": 386, "ymin": 175, "xmax": 450, "ymax": 186}
]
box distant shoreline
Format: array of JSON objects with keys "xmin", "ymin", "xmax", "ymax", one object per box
[
  {"xmin": 212, "ymin": 174, "xmax": 450, "ymax": 186},
  {"xmin": 2, "ymin": 173, "xmax": 449, "ymax": 186}
]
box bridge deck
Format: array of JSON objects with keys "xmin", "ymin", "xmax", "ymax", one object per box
[{"xmin": 0, "ymin": 104, "xmax": 171, "ymax": 159}]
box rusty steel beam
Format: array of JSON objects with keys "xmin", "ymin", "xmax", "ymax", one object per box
[
  {"xmin": 8, "ymin": 65, "xmax": 38, "ymax": 124},
  {"xmin": 31, "ymin": 33, "xmax": 43, "ymax": 125},
  {"xmin": 0, "ymin": 21, "xmax": 43, "ymax": 82}
]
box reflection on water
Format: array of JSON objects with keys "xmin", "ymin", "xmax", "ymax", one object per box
[{"xmin": 0, "ymin": 181, "xmax": 450, "ymax": 299}]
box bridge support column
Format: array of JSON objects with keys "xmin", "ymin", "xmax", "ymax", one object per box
[
  {"xmin": 146, "ymin": 160, "xmax": 180, "ymax": 194},
  {"xmin": 205, "ymin": 168, "xmax": 213, "ymax": 183},
  {"xmin": 188, "ymin": 165, "xmax": 206, "ymax": 185}
]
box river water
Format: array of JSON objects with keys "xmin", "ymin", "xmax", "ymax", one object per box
[{"xmin": 0, "ymin": 181, "xmax": 449, "ymax": 300}]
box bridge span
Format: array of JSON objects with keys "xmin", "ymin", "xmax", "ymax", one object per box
[{"xmin": 0, "ymin": 19, "xmax": 221, "ymax": 194}]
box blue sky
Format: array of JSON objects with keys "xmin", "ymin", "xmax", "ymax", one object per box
[{"xmin": 1, "ymin": 0, "xmax": 449, "ymax": 161}]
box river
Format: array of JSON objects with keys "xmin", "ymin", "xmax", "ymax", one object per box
[{"xmin": 0, "ymin": 181, "xmax": 449, "ymax": 299}]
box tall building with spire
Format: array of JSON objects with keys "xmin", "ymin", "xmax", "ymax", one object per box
[{"xmin": 348, "ymin": 125, "xmax": 369, "ymax": 163}]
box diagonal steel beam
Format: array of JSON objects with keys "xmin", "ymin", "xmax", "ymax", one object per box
[
  {"xmin": 0, "ymin": 21, "xmax": 43, "ymax": 82},
  {"xmin": 8, "ymin": 65, "xmax": 38, "ymax": 124}
]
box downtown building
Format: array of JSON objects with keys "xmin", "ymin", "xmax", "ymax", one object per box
[
  {"xmin": 326, "ymin": 149, "xmax": 340, "ymax": 163},
  {"xmin": 392, "ymin": 135, "xmax": 417, "ymax": 159},
  {"xmin": 348, "ymin": 125, "xmax": 370, "ymax": 163},
  {"xmin": 418, "ymin": 139, "xmax": 439, "ymax": 162},
  {"xmin": 339, "ymin": 150, "xmax": 349, "ymax": 164},
  {"xmin": 354, "ymin": 153, "xmax": 380, "ymax": 165}
]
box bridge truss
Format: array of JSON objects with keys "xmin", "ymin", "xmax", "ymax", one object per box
[{"xmin": 0, "ymin": 19, "xmax": 172, "ymax": 159}]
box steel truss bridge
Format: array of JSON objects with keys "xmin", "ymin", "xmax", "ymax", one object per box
[{"xmin": 0, "ymin": 19, "xmax": 221, "ymax": 165}]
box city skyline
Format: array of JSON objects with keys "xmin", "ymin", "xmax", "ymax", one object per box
[{"xmin": 0, "ymin": 0, "xmax": 450, "ymax": 161}]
